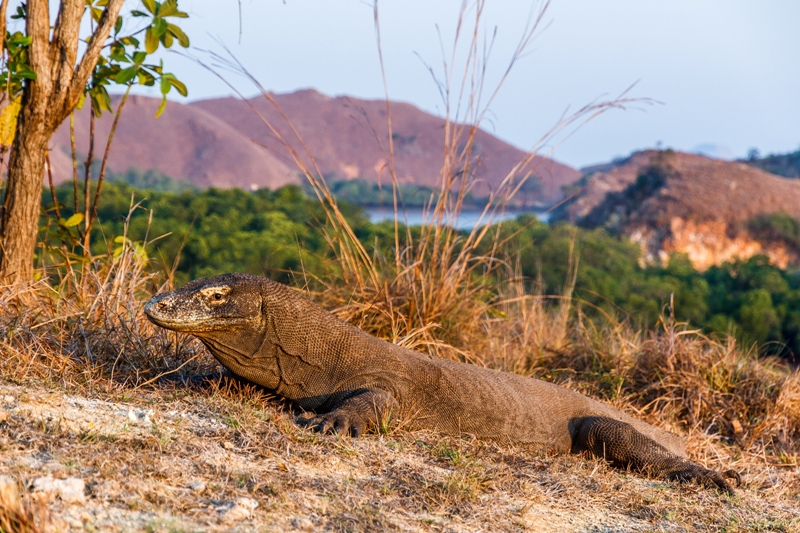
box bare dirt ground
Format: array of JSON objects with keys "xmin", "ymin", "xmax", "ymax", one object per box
[{"xmin": 1, "ymin": 378, "xmax": 797, "ymax": 533}]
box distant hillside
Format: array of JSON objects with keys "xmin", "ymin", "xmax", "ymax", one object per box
[
  {"xmin": 48, "ymin": 90, "xmax": 580, "ymax": 207},
  {"xmin": 50, "ymin": 95, "xmax": 298, "ymax": 191},
  {"xmin": 743, "ymin": 147, "xmax": 800, "ymax": 179},
  {"xmin": 555, "ymin": 150, "xmax": 800, "ymax": 269}
]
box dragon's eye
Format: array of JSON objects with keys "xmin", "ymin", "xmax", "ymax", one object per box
[{"xmin": 214, "ymin": 293, "xmax": 222, "ymax": 301}]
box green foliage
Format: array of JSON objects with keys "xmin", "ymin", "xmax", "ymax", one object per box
[
  {"xmin": 35, "ymin": 181, "xmax": 800, "ymax": 360},
  {"xmin": 0, "ymin": 31, "xmax": 36, "ymax": 97},
  {"xmin": 41, "ymin": 181, "xmax": 372, "ymax": 286},
  {"xmin": 493, "ymin": 217, "xmax": 800, "ymax": 359},
  {"xmin": 749, "ymin": 212, "xmax": 800, "ymax": 252},
  {"xmin": 326, "ymin": 178, "xmax": 443, "ymax": 208},
  {"xmin": 79, "ymin": 0, "xmax": 190, "ymax": 118},
  {"xmin": 580, "ymin": 164, "xmax": 669, "ymax": 232},
  {"xmin": 105, "ymin": 167, "xmax": 198, "ymax": 193},
  {"xmin": 744, "ymin": 147, "xmax": 800, "ymax": 179}
]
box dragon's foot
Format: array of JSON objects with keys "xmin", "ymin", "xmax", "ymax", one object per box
[
  {"xmin": 666, "ymin": 465, "xmax": 742, "ymax": 494},
  {"xmin": 308, "ymin": 410, "xmax": 367, "ymax": 437}
]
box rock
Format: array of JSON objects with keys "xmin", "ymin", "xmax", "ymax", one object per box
[
  {"xmin": 218, "ymin": 497, "xmax": 258, "ymax": 524},
  {"xmin": 127, "ymin": 408, "xmax": 153, "ymax": 425},
  {"xmin": 291, "ymin": 516, "xmax": 315, "ymax": 530},
  {"xmin": 0, "ymin": 409, "xmax": 8, "ymax": 423},
  {"xmin": 188, "ymin": 480, "xmax": 206, "ymax": 493},
  {"xmin": 32, "ymin": 476, "xmax": 86, "ymax": 504}
]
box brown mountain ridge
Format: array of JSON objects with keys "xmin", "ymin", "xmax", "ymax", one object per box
[
  {"xmin": 556, "ymin": 150, "xmax": 800, "ymax": 269},
  {"xmin": 48, "ymin": 90, "xmax": 579, "ymax": 206}
]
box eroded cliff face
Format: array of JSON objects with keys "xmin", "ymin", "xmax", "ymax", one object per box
[
  {"xmin": 628, "ymin": 218, "xmax": 798, "ymax": 271},
  {"xmin": 565, "ymin": 151, "xmax": 800, "ymax": 271}
]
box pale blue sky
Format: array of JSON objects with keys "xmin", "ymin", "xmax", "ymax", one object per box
[{"xmin": 129, "ymin": 0, "xmax": 799, "ymax": 168}]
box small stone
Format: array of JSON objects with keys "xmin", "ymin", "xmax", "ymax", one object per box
[
  {"xmin": 127, "ymin": 408, "xmax": 153, "ymax": 425},
  {"xmin": 218, "ymin": 497, "xmax": 258, "ymax": 524},
  {"xmin": 0, "ymin": 410, "xmax": 8, "ymax": 423},
  {"xmin": 43, "ymin": 461, "xmax": 66, "ymax": 473},
  {"xmin": 291, "ymin": 517, "xmax": 315, "ymax": 530},
  {"xmin": 222, "ymin": 441, "xmax": 235, "ymax": 450},
  {"xmin": 188, "ymin": 481, "xmax": 206, "ymax": 492},
  {"xmin": 2, "ymin": 395, "xmax": 15, "ymax": 404},
  {"xmin": 732, "ymin": 418, "xmax": 744, "ymax": 434},
  {"xmin": 32, "ymin": 476, "xmax": 86, "ymax": 504}
]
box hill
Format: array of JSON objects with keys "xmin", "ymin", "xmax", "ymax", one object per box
[
  {"xmin": 49, "ymin": 95, "xmax": 297, "ymax": 191},
  {"xmin": 743, "ymin": 147, "xmax": 800, "ymax": 179},
  {"xmin": 48, "ymin": 90, "xmax": 580, "ymax": 206},
  {"xmin": 555, "ymin": 150, "xmax": 800, "ymax": 269}
]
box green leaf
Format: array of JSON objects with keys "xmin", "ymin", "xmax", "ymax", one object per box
[
  {"xmin": 169, "ymin": 77, "xmax": 187, "ymax": 97},
  {"xmin": 155, "ymin": 96, "xmax": 167, "ymax": 118},
  {"xmin": 137, "ymin": 70, "xmax": 156, "ymax": 86},
  {"xmin": 91, "ymin": 6, "xmax": 103, "ymax": 22},
  {"xmin": 132, "ymin": 51, "xmax": 147, "ymax": 64},
  {"xmin": 145, "ymin": 27, "xmax": 159, "ymax": 54},
  {"xmin": 115, "ymin": 66, "xmax": 137, "ymax": 84},
  {"xmin": 160, "ymin": 74, "xmax": 172, "ymax": 96},
  {"xmin": 109, "ymin": 42, "xmax": 127, "ymax": 62},
  {"xmin": 167, "ymin": 24, "xmax": 189, "ymax": 47},
  {"xmin": 130, "ymin": 9, "xmax": 148, "ymax": 17},
  {"xmin": 161, "ymin": 31, "xmax": 173, "ymax": 48},
  {"xmin": 16, "ymin": 68, "xmax": 37, "ymax": 80},
  {"xmin": 158, "ymin": 0, "xmax": 178, "ymax": 17},
  {"xmin": 113, "ymin": 236, "xmax": 128, "ymax": 244},
  {"xmin": 152, "ymin": 17, "xmax": 168, "ymax": 38},
  {"xmin": 142, "ymin": 0, "xmax": 157, "ymax": 15},
  {"xmin": 120, "ymin": 36, "xmax": 140, "ymax": 47},
  {"xmin": 7, "ymin": 34, "xmax": 32, "ymax": 46},
  {"xmin": 114, "ymin": 15, "xmax": 123, "ymax": 35},
  {"xmin": 63, "ymin": 213, "xmax": 85, "ymax": 228}
]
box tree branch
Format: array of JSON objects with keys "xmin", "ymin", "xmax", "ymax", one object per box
[
  {"xmin": 0, "ymin": 0, "xmax": 10, "ymax": 57},
  {"xmin": 50, "ymin": 0, "xmax": 84, "ymax": 94},
  {"xmin": 26, "ymin": 0, "xmax": 53, "ymax": 96},
  {"xmin": 64, "ymin": 0, "xmax": 126, "ymax": 115}
]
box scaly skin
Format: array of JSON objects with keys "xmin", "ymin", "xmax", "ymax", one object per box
[{"xmin": 144, "ymin": 273, "xmax": 740, "ymax": 493}]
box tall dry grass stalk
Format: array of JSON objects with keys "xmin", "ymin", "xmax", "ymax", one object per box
[
  {"xmin": 0, "ymin": 200, "xmax": 210, "ymax": 388},
  {"xmin": 188, "ymin": 0, "xmax": 800, "ymax": 468},
  {"xmin": 0, "ymin": 0, "xmax": 794, "ymax": 496},
  {"xmin": 201, "ymin": 0, "xmax": 642, "ymax": 358},
  {"xmin": 0, "ymin": 477, "xmax": 49, "ymax": 533}
]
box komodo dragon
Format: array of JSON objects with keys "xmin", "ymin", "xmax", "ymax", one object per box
[{"xmin": 144, "ymin": 272, "xmax": 740, "ymax": 492}]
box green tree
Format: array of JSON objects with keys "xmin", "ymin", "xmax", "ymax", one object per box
[{"xmin": 0, "ymin": 0, "xmax": 189, "ymax": 283}]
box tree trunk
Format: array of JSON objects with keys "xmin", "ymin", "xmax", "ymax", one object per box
[
  {"xmin": 0, "ymin": 0, "xmax": 126, "ymax": 284},
  {"xmin": 0, "ymin": 99, "xmax": 51, "ymax": 284}
]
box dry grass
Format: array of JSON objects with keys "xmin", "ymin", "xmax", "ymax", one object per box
[
  {"xmin": 0, "ymin": 476, "xmax": 48, "ymax": 533},
  {"xmin": 0, "ymin": 1, "xmax": 797, "ymax": 530},
  {"xmin": 0, "ymin": 225, "xmax": 798, "ymax": 531}
]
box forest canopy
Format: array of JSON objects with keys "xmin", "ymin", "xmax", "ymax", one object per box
[{"xmin": 37, "ymin": 180, "xmax": 800, "ymax": 361}]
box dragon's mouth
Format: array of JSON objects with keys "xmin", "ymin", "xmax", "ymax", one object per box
[{"xmin": 144, "ymin": 298, "xmax": 251, "ymax": 332}]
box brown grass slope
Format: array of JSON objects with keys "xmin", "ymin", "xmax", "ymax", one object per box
[
  {"xmin": 561, "ymin": 150, "xmax": 800, "ymax": 224},
  {"xmin": 47, "ymin": 90, "xmax": 579, "ymax": 204},
  {"xmin": 557, "ymin": 150, "xmax": 800, "ymax": 268},
  {"xmin": 0, "ymin": 251, "xmax": 798, "ymax": 531},
  {"xmin": 189, "ymin": 90, "xmax": 580, "ymax": 203},
  {"xmin": 49, "ymin": 95, "xmax": 298, "ymax": 190}
]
